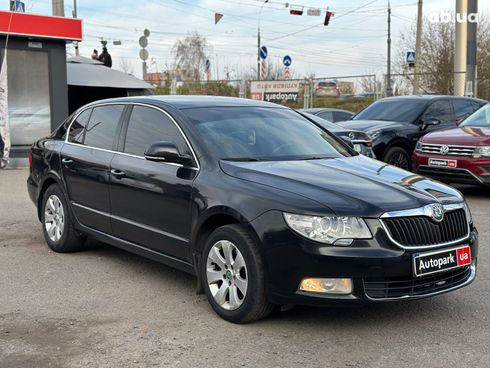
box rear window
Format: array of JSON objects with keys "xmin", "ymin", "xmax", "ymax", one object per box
[{"xmin": 317, "ymin": 82, "xmax": 336, "ymax": 88}]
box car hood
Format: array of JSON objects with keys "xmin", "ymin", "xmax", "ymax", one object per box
[
  {"xmin": 421, "ymin": 126, "xmax": 490, "ymax": 145},
  {"xmin": 220, "ymin": 155, "xmax": 462, "ymax": 217},
  {"xmin": 337, "ymin": 119, "xmax": 405, "ymax": 132}
]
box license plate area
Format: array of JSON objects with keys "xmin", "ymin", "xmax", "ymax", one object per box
[
  {"xmin": 429, "ymin": 158, "xmax": 457, "ymax": 168},
  {"xmin": 413, "ymin": 246, "xmax": 471, "ymax": 277},
  {"xmin": 353, "ymin": 144, "xmax": 362, "ymax": 152}
]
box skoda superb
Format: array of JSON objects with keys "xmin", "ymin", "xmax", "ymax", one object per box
[{"xmin": 27, "ymin": 96, "xmax": 478, "ymax": 323}]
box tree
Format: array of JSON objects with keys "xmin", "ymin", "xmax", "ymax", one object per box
[
  {"xmin": 172, "ymin": 32, "xmax": 209, "ymax": 81},
  {"xmin": 119, "ymin": 58, "xmax": 134, "ymax": 75},
  {"xmin": 396, "ymin": 14, "xmax": 490, "ymax": 99}
]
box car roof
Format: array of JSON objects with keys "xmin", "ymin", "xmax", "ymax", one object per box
[
  {"xmin": 83, "ymin": 95, "xmax": 286, "ymax": 110},
  {"xmin": 300, "ymin": 108, "xmax": 353, "ymax": 114},
  {"xmin": 379, "ymin": 95, "xmax": 486, "ymax": 103}
]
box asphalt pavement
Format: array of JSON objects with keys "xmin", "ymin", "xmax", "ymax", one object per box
[{"xmin": 1, "ymin": 168, "xmax": 489, "ymax": 368}]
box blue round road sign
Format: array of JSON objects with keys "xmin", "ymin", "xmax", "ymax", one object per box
[
  {"xmin": 260, "ymin": 46, "xmax": 268, "ymax": 60},
  {"xmin": 283, "ymin": 55, "xmax": 292, "ymax": 66}
]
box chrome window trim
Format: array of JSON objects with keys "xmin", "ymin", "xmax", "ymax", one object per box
[
  {"xmin": 65, "ymin": 101, "xmax": 200, "ymax": 170},
  {"xmin": 364, "ymin": 264, "xmax": 476, "ymax": 301},
  {"xmin": 379, "ymin": 202, "xmax": 471, "ymax": 250}
]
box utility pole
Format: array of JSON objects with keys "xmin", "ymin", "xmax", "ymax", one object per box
[
  {"xmin": 72, "ymin": 0, "xmax": 79, "ymax": 56},
  {"xmin": 52, "ymin": 0, "xmax": 65, "ymax": 17},
  {"xmin": 454, "ymin": 0, "xmax": 468, "ymax": 96},
  {"xmin": 257, "ymin": 1, "xmax": 269, "ymax": 81},
  {"xmin": 466, "ymin": 0, "xmax": 478, "ymax": 97},
  {"xmin": 413, "ymin": 0, "xmax": 423, "ymax": 94},
  {"xmin": 386, "ymin": 1, "xmax": 393, "ymax": 97}
]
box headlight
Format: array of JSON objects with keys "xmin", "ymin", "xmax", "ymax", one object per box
[
  {"xmin": 473, "ymin": 146, "xmax": 490, "ymax": 158},
  {"xmin": 367, "ymin": 130, "xmax": 381, "ymax": 140},
  {"xmin": 283, "ymin": 213, "xmax": 372, "ymax": 245},
  {"xmin": 463, "ymin": 201, "xmax": 473, "ymax": 224},
  {"xmin": 415, "ymin": 141, "xmax": 423, "ymax": 152}
]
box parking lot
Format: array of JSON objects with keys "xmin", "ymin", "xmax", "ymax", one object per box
[{"xmin": 1, "ymin": 168, "xmax": 489, "ymax": 368}]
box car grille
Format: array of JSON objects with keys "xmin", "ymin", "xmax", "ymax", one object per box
[
  {"xmin": 419, "ymin": 143, "xmax": 475, "ymax": 156},
  {"xmin": 417, "ymin": 167, "xmax": 480, "ymax": 183},
  {"xmin": 364, "ymin": 266, "xmax": 471, "ymax": 299},
  {"xmin": 381, "ymin": 209, "xmax": 469, "ymax": 247}
]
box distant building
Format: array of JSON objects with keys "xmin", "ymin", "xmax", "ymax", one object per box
[{"xmin": 145, "ymin": 72, "xmax": 167, "ymax": 87}]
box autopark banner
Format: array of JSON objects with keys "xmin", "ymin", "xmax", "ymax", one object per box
[{"xmin": 250, "ymin": 81, "xmax": 300, "ymax": 103}]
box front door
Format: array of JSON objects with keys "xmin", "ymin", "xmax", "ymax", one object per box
[{"xmin": 109, "ymin": 105, "xmax": 198, "ymax": 261}]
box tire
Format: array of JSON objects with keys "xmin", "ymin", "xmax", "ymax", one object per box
[
  {"xmin": 201, "ymin": 224, "xmax": 274, "ymax": 323},
  {"xmin": 41, "ymin": 184, "xmax": 85, "ymax": 253},
  {"xmin": 383, "ymin": 146, "xmax": 411, "ymax": 170}
]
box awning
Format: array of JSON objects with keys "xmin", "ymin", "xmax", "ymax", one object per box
[{"xmin": 67, "ymin": 57, "xmax": 154, "ymax": 90}]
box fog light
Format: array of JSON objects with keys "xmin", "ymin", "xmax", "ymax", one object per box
[{"xmin": 299, "ymin": 278, "xmax": 352, "ymax": 295}]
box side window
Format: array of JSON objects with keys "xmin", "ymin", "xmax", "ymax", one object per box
[
  {"xmin": 84, "ymin": 105, "xmax": 124, "ymax": 150},
  {"xmin": 333, "ymin": 111, "xmax": 352, "ymax": 122},
  {"xmin": 317, "ymin": 111, "xmax": 333, "ymax": 122},
  {"xmin": 453, "ymin": 99, "xmax": 476, "ymax": 121},
  {"xmin": 422, "ymin": 100, "xmax": 452, "ymax": 124},
  {"xmin": 124, "ymin": 106, "xmax": 191, "ymax": 158},
  {"xmin": 68, "ymin": 109, "xmax": 92, "ymax": 144}
]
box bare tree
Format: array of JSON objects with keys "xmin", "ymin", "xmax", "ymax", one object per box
[
  {"xmin": 172, "ymin": 32, "xmax": 209, "ymax": 81},
  {"xmin": 119, "ymin": 58, "xmax": 134, "ymax": 75}
]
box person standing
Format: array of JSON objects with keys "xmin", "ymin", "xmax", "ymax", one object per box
[{"xmin": 98, "ymin": 47, "xmax": 112, "ymax": 68}]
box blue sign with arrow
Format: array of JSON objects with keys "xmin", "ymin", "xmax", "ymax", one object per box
[
  {"xmin": 260, "ymin": 46, "xmax": 268, "ymax": 60},
  {"xmin": 283, "ymin": 55, "xmax": 292, "ymax": 67}
]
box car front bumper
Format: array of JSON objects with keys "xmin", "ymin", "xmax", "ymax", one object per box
[
  {"xmin": 250, "ymin": 211, "xmax": 478, "ymax": 306},
  {"xmin": 412, "ymin": 152, "xmax": 490, "ymax": 186}
]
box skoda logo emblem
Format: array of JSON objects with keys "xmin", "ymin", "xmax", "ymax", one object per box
[
  {"xmin": 431, "ymin": 203, "xmax": 444, "ymax": 222},
  {"xmin": 348, "ymin": 132, "xmax": 356, "ymax": 140},
  {"xmin": 440, "ymin": 145, "xmax": 450, "ymax": 155}
]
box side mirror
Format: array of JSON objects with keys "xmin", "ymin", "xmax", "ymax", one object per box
[
  {"xmin": 340, "ymin": 136, "xmax": 355, "ymax": 149},
  {"xmin": 420, "ymin": 118, "xmax": 441, "ymax": 130},
  {"xmin": 144, "ymin": 141, "xmax": 192, "ymax": 165}
]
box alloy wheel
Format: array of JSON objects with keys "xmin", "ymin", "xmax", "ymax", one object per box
[
  {"xmin": 206, "ymin": 240, "xmax": 248, "ymax": 311},
  {"xmin": 388, "ymin": 152, "xmax": 409, "ymax": 170},
  {"xmin": 44, "ymin": 194, "xmax": 65, "ymax": 242}
]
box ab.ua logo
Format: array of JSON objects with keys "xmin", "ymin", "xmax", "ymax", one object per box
[{"xmin": 428, "ymin": 12, "xmax": 478, "ymax": 24}]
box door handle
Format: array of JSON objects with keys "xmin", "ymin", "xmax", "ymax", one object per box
[
  {"xmin": 62, "ymin": 158, "xmax": 74, "ymax": 167},
  {"xmin": 110, "ymin": 169, "xmax": 126, "ymax": 178}
]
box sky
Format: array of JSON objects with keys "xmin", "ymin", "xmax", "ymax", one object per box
[{"xmin": 2, "ymin": 0, "xmax": 487, "ymax": 80}]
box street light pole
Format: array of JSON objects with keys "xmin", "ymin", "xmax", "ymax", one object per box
[
  {"xmin": 257, "ymin": 0, "xmax": 269, "ymax": 81},
  {"xmin": 72, "ymin": 0, "xmax": 79, "ymax": 56},
  {"xmin": 386, "ymin": 0, "xmax": 393, "ymax": 96}
]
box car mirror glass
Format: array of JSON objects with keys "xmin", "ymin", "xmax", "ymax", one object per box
[{"xmin": 144, "ymin": 141, "xmax": 192, "ymax": 165}]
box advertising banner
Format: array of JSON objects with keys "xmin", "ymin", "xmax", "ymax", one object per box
[{"xmin": 250, "ymin": 81, "xmax": 300, "ymax": 104}]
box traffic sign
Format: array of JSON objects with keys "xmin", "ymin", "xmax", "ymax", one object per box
[
  {"xmin": 143, "ymin": 29, "xmax": 150, "ymax": 38},
  {"xmin": 406, "ymin": 51, "xmax": 416, "ymax": 65},
  {"xmin": 10, "ymin": 0, "xmax": 25, "ymax": 12},
  {"xmin": 260, "ymin": 46, "xmax": 268, "ymax": 60},
  {"xmin": 283, "ymin": 55, "xmax": 292, "ymax": 67},
  {"xmin": 139, "ymin": 49, "xmax": 149, "ymax": 61},
  {"xmin": 139, "ymin": 36, "xmax": 148, "ymax": 48}
]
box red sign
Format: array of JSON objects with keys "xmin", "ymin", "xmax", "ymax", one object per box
[
  {"xmin": 0, "ymin": 11, "xmax": 82, "ymax": 41},
  {"xmin": 456, "ymin": 246, "xmax": 471, "ymax": 266}
]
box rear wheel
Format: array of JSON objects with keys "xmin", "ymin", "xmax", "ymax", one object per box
[
  {"xmin": 201, "ymin": 224, "xmax": 274, "ymax": 323},
  {"xmin": 383, "ymin": 146, "xmax": 411, "ymax": 170},
  {"xmin": 41, "ymin": 184, "xmax": 85, "ymax": 253}
]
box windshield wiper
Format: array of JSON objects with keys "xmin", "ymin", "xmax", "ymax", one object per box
[{"xmin": 222, "ymin": 157, "xmax": 262, "ymax": 162}]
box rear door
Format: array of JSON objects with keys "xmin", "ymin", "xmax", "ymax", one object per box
[
  {"xmin": 109, "ymin": 105, "xmax": 198, "ymax": 261},
  {"xmin": 61, "ymin": 104, "xmax": 125, "ymax": 233}
]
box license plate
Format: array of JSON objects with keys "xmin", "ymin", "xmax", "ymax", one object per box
[
  {"xmin": 413, "ymin": 246, "xmax": 471, "ymax": 277},
  {"xmin": 353, "ymin": 144, "xmax": 362, "ymax": 152},
  {"xmin": 429, "ymin": 158, "xmax": 457, "ymax": 168}
]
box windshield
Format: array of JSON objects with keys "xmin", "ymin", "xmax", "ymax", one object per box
[
  {"xmin": 182, "ymin": 107, "xmax": 352, "ymax": 161},
  {"xmin": 354, "ymin": 99, "xmax": 427, "ymax": 122},
  {"xmin": 460, "ymin": 104, "xmax": 490, "ymax": 127}
]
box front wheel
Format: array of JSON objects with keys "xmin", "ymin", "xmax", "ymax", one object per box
[
  {"xmin": 383, "ymin": 146, "xmax": 411, "ymax": 170},
  {"xmin": 201, "ymin": 224, "xmax": 274, "ymax": 323}
]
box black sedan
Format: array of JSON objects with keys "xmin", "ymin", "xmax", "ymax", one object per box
[
  {"xmin": 28, "ymin": 96, "xmax": 478, "ymax": 323},
  {"xmin": 338, "ymin": 95, "xmax": 486, "ymax": 169},
  {"xmin": 300, "ymin": 112, "xmax": 376, "ymax": 158}
]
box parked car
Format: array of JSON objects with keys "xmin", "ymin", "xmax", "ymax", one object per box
[
  {"xmin": 299, "ymin": 112, "xmax": 376, "ymax": 158},
  {"xmin": 337, "ymin": 95, "xmax": 486, "ymax": 170},
  {"xmin": 299, "ymin": 108, "xmax": 354, "ymax": 123},
  {"xmin": 313, "ymin": 80, "xmax": 340, "ymax": 98},
  {"xmin": 28, "ymin": 96, "xmax": 477, "ymax": 323},
  {"xmin": 413, "ymin": 103, "xmax": 490, "ymax": 186}
]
